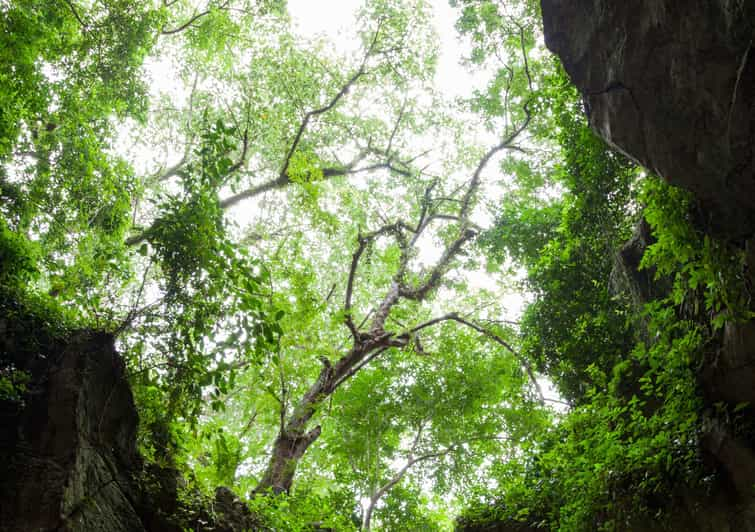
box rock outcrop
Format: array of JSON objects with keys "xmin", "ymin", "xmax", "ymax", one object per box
[
  {"xmin": 610, "ymin": 218, "xmax": 668, "ymax": 311},
  {"xmin": 0, "ymin": 328, "xmax": 144, "ymax": 531},
  {"xmin": 0, "ymin": 298, "xmax": 257, "ymax": 531},
  {"xmin": 536, "ymin": 1, "xmax": 755, "ymax": 530},
  {"xmin": 541, "ymin": 0, "xmax": 755, "ymax": 238}
]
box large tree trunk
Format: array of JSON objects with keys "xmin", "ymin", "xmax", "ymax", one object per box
[
  {"xmin": 254, "ymin": 426, "xmax": 322, "ymax": 494},
  {"xmin": 252, "ymin": 354, "xmax": 340, "ymax": 494},
  {"xmin": 253, "ymin": 341, "xmax": 383, "ymax": 494}
]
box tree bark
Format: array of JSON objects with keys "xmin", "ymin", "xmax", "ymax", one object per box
[
  {"xmin": 253, "ymin": 353, "xmax": 341, "ymax": 494},
  {"xmin": 255, "ymin": 426, "xmax": 322, "ymax": 494}
]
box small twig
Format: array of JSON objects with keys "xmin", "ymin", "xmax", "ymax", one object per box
[
  {"xmin": 399, "ymin": 312, "xmax": 544, "ymax": 403},
  {"xmin": 114, "ymin": 259, "xmax": 154, "ymax": 336},
  {"xmin": 448, "ymin": 315, "xmax": 544, "ymax": 404}
]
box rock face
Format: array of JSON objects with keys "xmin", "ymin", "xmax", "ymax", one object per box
[
  {"xmin": 541, "ymin": 0, "xmax": 755, "ymax": 238},
  {"xmin": 516, "ymin": 2, "xmax": 755, "ymax": 530},
  {"xmin": 0, "ymin": 307, "xmax": 258, "ymax": 531},
  {"xmin": 0, "ymin": 331, "xmax": 144, "ymax": 531}
]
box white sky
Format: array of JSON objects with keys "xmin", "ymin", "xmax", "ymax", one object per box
[{"xmin": 288, "ymin": 0, "xmax": 484, "ymax": 98}]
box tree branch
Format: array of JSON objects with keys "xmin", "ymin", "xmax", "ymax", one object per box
[
  {"xmin": 114, "ymin": 259, "xmax": 154, "ymax": 336},
  {"xmin": 363, "ymin": 420, "xmax": 452, "ymax": 532},
  {"xmin": 161, "ymin": 0, "xmax": 231, "ymax": 35},
  {"xmin": 277, "ymin": 25, "xmax": 381, "ymax": 188},
  {"xmin": 459, "ymin": 107, "xmax": 531, "ymax": 220},
  {"xmin": 398, "ymin": 227, "xmax": 476, "ymax": 302},
  {"xmin": 153, "ymin": 73, "xmax": 201, "ymax": 184},
  {"xmin": 331, "ymin": 346, "xmax": 389, "ymax": 391},
  {"xmin": 61, "ymin": 0, "xmax": 87, "ymax": 29},
  {"xmin": 446, "ymin": 315, "xmax": 544, "ymax": 404},
  {"xmin": 345, "ymin": 234, "xmax": 369, "ymax": 338}
]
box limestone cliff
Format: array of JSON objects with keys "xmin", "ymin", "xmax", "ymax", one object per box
[
  {"xmin": 459, "ymin": 2, "xmax": 755, "ymax": 530},
  {"xmin": 0, "ymin": 328, "xmax": 144, "ymax": 531},
  {"xmin": 516, "ymin": 0, "xmax": 755, "ymax": 529},
  {"xmin": 542, "ymin": 0, "xmax": 755, "ymax": 238}
]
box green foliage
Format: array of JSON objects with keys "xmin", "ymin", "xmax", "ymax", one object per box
[
  {"xmin": 0, "ymin": 362, "xmax": 30, "ymax": 404},
  {"xmin": 482, "ymin": 65, "xmax": 638, "ymax": 403},
  {"xmin": 640, "ymin": 176, "xmax": 751, "ymax": 326},
  {"xmin": 376, "ymin": 483, "xmax": 448, "ymax": 531},
  {"xmin": 471, "ymin": 53, "xmax": 749, "ymax": 532},
  {"xmin": 7, "ymin": 1, "xmax": 751, "ymax": 530},
  {"xmin": 246, "ymin": 489, "xmax": 360, "ymax": 531},
  {"xmin": 0, "ymin": 0, "xmax": 162, "ymax": 324},
  {"xmin": 149, "ymin": 119, "xmax": 238, "ymax": 296},
  {"xmin": 451, "ymin": 0, "xmax": 541, "ymax": 127},
  {"xmin": 0, "ymin": 282, "xmax": 77, "ymax": 404},
  {"xmin": 0, "ymin": 219, "xmax": 39, "ymax": 288},
  {"xmin": 462, "ymin": 304, "xmax": 706, "ymax": 531}
]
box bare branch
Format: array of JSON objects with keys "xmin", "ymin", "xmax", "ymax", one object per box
[
  {"xmin": 460, "ymin": 110, "xmax": 531, "ymax": 220},
  {"xmin": 345, "ymin": 234, "xmax": 369, "ymax": 338},
  {"xmin": 331, "ymin": 346, "xmax": 389, "ymax": 390},
  {"xmin": 277, "ymin": 23, "xmax": 381, "ymax": 186},
  {"xmin": 154, "ymin": 73, "xmax": 201, "ymax": 184},
  {"xmin": 278, "ymin": 353, "xmax": 288, "ymax": 433},
  {"xmin": 363, "ymin": 421, "xmax": 453, "ymax": 532},
  {"xmin": 219, "ymin": 82, "xmax": 392, "ymax": 209},
  {"xmin": 339, "ymin": 160, "xmax": 412, "ymax": 178},
  {"xmin": 156, "ymin": 157, "xmax": 189, "ymax": 182},
  {"xmin": 218, "ymin": 174, "xmax": 288, "ymax": 208},
  {"xmin": 517, "ymin": 22, "xmax": 534, "ymax": 92},
  {"xmin": 406, "ymin": 312, "xmax": 459, "ymax": 334},
  {"xmin": 409, "ymin": 179, "xmax": 438, "ymax": 243},
  {"xmin": 324, "ymin": 283, "xmax": 337, "ymax": 305},
  {"xmin": 114, "ymin": 259, "xmax": 154, "ymax": 336},
  {"xmin": 399, "ymin": 227, "xmax": 476, "ymax": 302},
  {"xmin": 226, "ymin": 126, "xmax": 250, "ymax": 176},
  {"xmin": 386, "ymin": 97, "xmax": 408, "ymax": 154}
]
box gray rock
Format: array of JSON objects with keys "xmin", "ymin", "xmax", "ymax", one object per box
[
  {"xmin": 0, "ymin": 332, "xmax": 144, "ymax": 532},
  {"xmin": 542, "ymin": 0, "xmax": 755, "ymax": 237}
]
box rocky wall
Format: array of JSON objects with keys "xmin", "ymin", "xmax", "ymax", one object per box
[{"xmin": 542, "ymin": 0, "xmax": 755, "ymax": 238}]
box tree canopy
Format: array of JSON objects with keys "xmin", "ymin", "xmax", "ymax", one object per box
[{"xmin": 2, "ymin": 0, "xmax": 749, "ymax": 530}]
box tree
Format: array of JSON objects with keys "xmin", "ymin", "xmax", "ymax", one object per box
[
  {"xmin": 116, "ymin": 0, "xmax": 545, "ymax": 507},
  {"xmin": 249, "ymin": 111, "xmax": 534, "ymax": 493},
  {"xmin": 0, "ymin": 0, "xmax": 563, "ymax": 527}
]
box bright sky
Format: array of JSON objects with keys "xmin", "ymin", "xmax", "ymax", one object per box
[{"xmin": 288, "ymin": 0, "xmax": 483, "ymax": 98}]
